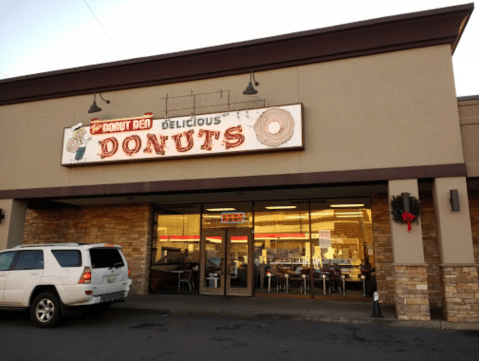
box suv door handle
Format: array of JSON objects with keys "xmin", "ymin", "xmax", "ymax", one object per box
[{"xmin": 30, "ymin": 272, "xmax": 40, "ymax": 276}]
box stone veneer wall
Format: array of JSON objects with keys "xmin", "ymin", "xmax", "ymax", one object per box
[
  {"xmin": 441, "ymin": 266, "xmax": 479, "ymax": 322},
  {"xmin": 437, "ymin": 188, "xmax": 479, "ymax": 323},
  {"xmin": 23, "ymin": 203, "xmax": 153, "ymax": 295},
  {"xmin": 371, "ymin": 191, "xmax": 442, "ymax": 308},
  {"xmin": 420, "ymin": 193, "xmax": 442, "ymax": 307},
  {"xmin": 394, "ymin": 265, "xmax": 430, "ymax": 321},
  {"xmin": 371, "ymin": 193, "xmax": 395, "ymax": 304}
]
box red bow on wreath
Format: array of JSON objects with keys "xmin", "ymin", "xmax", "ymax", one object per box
[{"xmin": 401, "ymin": 212, "xmax": 416, "ymax": 232}]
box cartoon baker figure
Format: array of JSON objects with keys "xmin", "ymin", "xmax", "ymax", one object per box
[{"xmin": 66, "ymin": 123, "xmax": 92, "ymax": 162}]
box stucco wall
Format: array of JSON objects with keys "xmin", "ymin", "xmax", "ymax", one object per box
[
  {"xmin": 459, "ymin": 98, "xmax": 479, "ymax": 177},
  {"xmin": 0, "ymin": 45, "xmax": 464, "ymax": 192}
]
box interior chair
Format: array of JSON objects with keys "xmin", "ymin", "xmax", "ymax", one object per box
[
  {"xmin": 179, "ymin": 269, "xmax": 195, "ymax": 291},
  {"xmin": 320, "ymin": 267, "xmax": 341, "ymax": 294}
]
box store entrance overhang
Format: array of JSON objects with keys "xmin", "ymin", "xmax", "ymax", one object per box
[{"xmin": 29, "ymin": 183, "xmax": 388, "ymax": 209}]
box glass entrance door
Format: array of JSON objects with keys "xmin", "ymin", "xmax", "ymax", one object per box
[{"xmin": 199, "ymin": 229, "xmax": 253, "ymax": 296}]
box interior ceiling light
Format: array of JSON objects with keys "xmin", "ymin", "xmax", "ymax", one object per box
[
  {"xmin": 243, "ymin": 71, "xmax": 259, "ymax": 95},
  {"xmin": 88, "ymin": 92, "xmax": 110, "ymax": 113},
  {"xmin": 335, "ymin": 212, "xmax": 363, "ymax": 215},
  {"xmin": 265, "ymin": 205, "xmax": 297, "ymax": 209},
  {"xmin": 330, "ymin": 204, "xmax": 365, "ymax": 208},
  {"xmin": 205, "ymin": 208, "xmax": 236, "ymax": 211}
]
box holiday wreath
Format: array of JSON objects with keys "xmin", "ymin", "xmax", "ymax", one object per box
[{"xmin": 390, "ymin": 195, "xmax": 422, "ymax": 232}]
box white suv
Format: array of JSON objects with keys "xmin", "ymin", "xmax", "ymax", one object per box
[{"xmin": 0, "ymin": 243, "xmax": 132, "ymax": 328}]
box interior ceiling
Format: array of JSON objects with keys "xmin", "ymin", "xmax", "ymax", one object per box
[{"xmin": 52, "ymin": 183, "xmax": 387, "ymax": 208}]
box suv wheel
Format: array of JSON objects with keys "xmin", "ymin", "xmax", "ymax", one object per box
[{"xmin": 30, "ymin": 292, "xmax": 62, "ymax": 328}]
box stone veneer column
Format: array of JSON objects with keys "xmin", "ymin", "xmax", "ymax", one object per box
[
  {"xmin": 389, "ymin": 180, "xmax": 430, "ymax": 321},
  {"xmin": 433, "ymin": 177, "xmax": 479, "ymax": 322}
]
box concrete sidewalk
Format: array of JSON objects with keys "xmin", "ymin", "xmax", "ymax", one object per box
[{"xmin": 113, "ymin": 294, "xmax": 479, "ymax": 331}]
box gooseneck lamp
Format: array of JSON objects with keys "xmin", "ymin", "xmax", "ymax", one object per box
[
  {"xmin": 88, "ymin": 92, "xmax": 110, "ymax": 113},
  {"xmin": 243, "ymin": 72, "xmax": 259, "ymax": 95}
]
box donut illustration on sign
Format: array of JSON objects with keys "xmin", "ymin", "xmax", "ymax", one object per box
[{"xmin": 254, "ymin": 108, "xmax": 295, "ymax": 147}]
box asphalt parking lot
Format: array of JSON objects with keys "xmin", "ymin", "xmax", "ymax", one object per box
[{"xmin": 1, "ymin": 308, "xmax": 479, "ymax": 361}]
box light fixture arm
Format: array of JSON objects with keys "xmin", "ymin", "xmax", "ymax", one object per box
[
  {"xmin": 98, "ymin": 92, "xmax": 110, "ymax": 104},
  {"xmin": 250, "ymin": 72, "xmax": 259, "ymax": 86}
]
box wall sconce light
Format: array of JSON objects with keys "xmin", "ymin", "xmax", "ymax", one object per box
[
  {"xmin": 243, "ymin": 72, "xmax": 259, "ymax": 95},
  {"xmin": 450, "ymin": 189, "xmax": 460, "ymax": 212},
  {"xmin": 88, "ymin": 92, "xmax": 110, "ymax": 113},
  {"xmin": 0, "ymin": 208, "xmax": 4, "ymax": 224},
  {"xmin": 401, "ymin": 192, "xmax": 410, "ymax": 213}
]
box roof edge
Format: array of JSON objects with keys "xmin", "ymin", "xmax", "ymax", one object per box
[
  {"xmin": 0, "ymin": 3, "xmax": 474, "ymax": 106},
  {"xmin": 458, "ymin": 95, "xmax": 479, "ymax": 102}
]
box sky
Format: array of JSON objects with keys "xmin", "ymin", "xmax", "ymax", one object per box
[{"xmin": 0, "ymin": 0, "xmax": 478, "ymax": 96}]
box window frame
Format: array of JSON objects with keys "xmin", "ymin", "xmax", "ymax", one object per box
[
  {"xmin": 51, "ymin": 250, "xmax": 83, "ymax": 268},
  {"xmin": 0, "ymin": 251, "xmax": 18, "ymax": 272},
  {"xmin": 12, "ymin": 250, "xmax": 44, "ymax": 271}
]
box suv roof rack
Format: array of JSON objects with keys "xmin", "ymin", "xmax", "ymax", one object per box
[{"xmin": 13, "ymin": 242, "xmax": 85, "ymax": 249}]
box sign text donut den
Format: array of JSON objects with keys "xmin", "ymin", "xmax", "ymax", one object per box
[{"xmin": 61, "ymin": 104, "xmax": 303, "ymax": 165}]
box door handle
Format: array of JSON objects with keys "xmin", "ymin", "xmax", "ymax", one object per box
[{"xmin": 30, "ymin": 272, "xmax": 40, "ymax": 276}]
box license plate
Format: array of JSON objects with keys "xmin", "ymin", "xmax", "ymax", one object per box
[{"xmin": 107, "ymin": 275, "xmax": 117, "ymax": 283}]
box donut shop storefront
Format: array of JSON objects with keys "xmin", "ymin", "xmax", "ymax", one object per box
[
  {"xmin": 1, "ymin": 4, "xmax": 479, "ymax": 322},
  {"xmin": 63, "ymin": 104, "xmax": 377, "ymax": 299},
  {"xmin": 150, "ymin": 197, "xmax": 377, "ymax": 299}
]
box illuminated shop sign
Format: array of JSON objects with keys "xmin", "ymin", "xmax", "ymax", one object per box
[
  {"xmin": 61, "ymin": 104, "xmax": 303, "ymax": 166},
  {"xmin": 221, "ymin": 212, "xmax": 245, "ymax": 223}
]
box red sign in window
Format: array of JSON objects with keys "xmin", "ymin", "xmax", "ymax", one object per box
[{"xmin": 221, "ymin": 212, "xmax": 245, "ymax": 223}]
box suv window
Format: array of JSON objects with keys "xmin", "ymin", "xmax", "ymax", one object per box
[
  {"xmin": 52, "ymin": 250, "xmax": 82, "ymax": 267},
  {"xmin": 0, "ymin": 251, "xmax": 17, "ymax": 271},
  {"xmin": 14, "ymin": 250, "xmax": 43, "ymax": 270},
  {"xmin": 90, "ymin": 248, "xmax": 124, "ymax": 269}
]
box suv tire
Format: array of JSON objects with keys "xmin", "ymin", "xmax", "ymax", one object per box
[{"xmin": 30, "ymin": 292, "xmax": 62, "ymax": 328}]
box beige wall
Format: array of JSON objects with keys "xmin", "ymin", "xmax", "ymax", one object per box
[
  {"xmin": 459, "ymin": 98, "xmax": 479, "ymax": 177},
  {"xmin": 0, "ymin": 45, "xmax": 464, "ymax": 192},
  {"xmin": 433, "ymin": 177, "xmax": 475, "ymax": 264}
]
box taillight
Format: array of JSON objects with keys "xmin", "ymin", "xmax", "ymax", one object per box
[
  {"xmin": 128, "ymin": 269, "xmax": 131, "ymax": 277},
  {"xmin": 79, "ymin": 266, "xmax": 92, "ymax": 284}
]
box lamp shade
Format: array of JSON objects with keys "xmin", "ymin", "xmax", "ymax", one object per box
[
  {"xmin": 88, "ymin": 101, "xmax": 102, "ymax": 113},
  {"xmin": 243, "ymin": 82, "xmax": 258, "ymax": 95}
]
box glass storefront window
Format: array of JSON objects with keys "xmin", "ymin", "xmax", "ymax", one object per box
[
  {"xmin": 149, "ymin": 198, "xmax": 375, "ymax": 298},
  {"xmin": 254, "ymin": 201, "xmax": 310, "ymax": 294},
  {"xmin": 310, "ymin": 201, "xmax": 374, "ymax": 296},
  {"xmin": 150, "ymin": 205, "xmax": 201, "ymax": 293}
]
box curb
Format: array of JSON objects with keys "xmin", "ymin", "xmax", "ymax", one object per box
[{"xmin": 112, "ymin": 303, "xmax": 479, "ymax": 331}]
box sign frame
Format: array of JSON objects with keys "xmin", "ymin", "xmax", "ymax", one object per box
[{"xmin": 61, "ymin": 103, "xmax": 304, "ymax": 167}]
